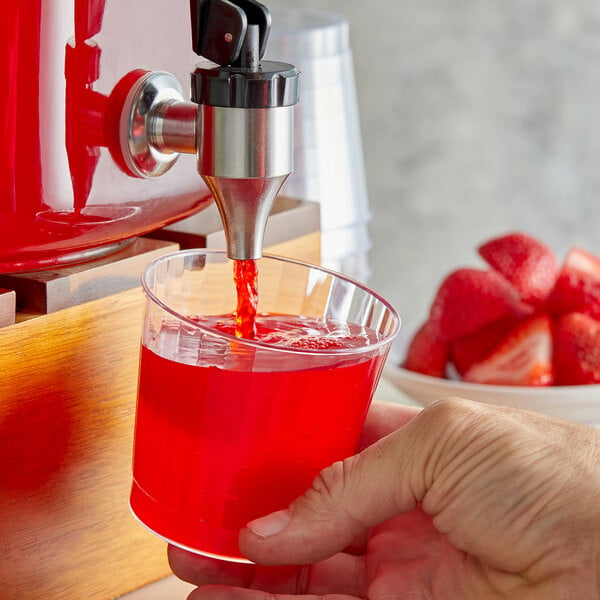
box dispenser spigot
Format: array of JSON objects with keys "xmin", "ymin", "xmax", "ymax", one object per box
[{"xmin": 115, "ymin": 0, "xmax": 299, "ymax": 260}]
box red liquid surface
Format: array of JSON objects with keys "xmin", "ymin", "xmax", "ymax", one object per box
[{"xmin": 130, "ymin": 315, "xmax": 386, "ymax": 561}]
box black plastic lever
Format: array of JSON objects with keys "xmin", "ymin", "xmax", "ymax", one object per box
[{"xmin": 190, "ymin": 0, "xmax": 271, "ymax": 67}]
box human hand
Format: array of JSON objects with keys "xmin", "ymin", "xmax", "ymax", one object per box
[{"xmin": 169, "ymin": 398, "xmax": 600, "ymax": 599}]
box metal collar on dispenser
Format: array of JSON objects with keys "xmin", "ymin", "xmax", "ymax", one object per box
[
  {"xmin": 191, "ymin": 62, "xmax": 300, "ymax": 109},
  {"xmin": 190, "ymin": 0, "xmax": 299, "ymax": 109}
]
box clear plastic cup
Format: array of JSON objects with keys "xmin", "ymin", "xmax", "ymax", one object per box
[
  {"xmin": 266, "ymin": 8, "xmax": 373, "ymax": 281},
  {"xmin": 129, "ymin": 249, "xmax": 400, "ymax": 562}
]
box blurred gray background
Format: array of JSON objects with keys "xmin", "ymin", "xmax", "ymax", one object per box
[{"xmin": 269, "ymin": 0, "xmax": 600, "ymax": 327}]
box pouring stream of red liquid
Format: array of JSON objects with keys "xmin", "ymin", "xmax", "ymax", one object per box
[{"xmin": 233, "ymin": 259, "xmax": 259, "ymax": 339}]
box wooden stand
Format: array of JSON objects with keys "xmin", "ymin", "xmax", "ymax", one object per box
[
  {"xmin": 0, "ymin": 199, "xmax": 320, "ymax": 599},
  {"xmin": 0, "ymin": 238, "xmax": 178, "ymax": 315},
  {"xmin": 0, "ymin": 289, "xmax": 16, "ymax": 327}
]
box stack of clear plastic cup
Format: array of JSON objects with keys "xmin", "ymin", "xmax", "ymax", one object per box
[{"xmin": 266, "ymin": 7, "xmax": 373, "ymax": 281}]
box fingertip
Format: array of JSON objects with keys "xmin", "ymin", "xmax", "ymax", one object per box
[
  {"xmin": 239, "ymin": 510, "xmax": 352, "ymax": 567},
  {"xmin": 167, "ymin": 544, "xmax": 253, "ymax": 586},
  {"xmin": 237, "ymin": 524, "xmax": 281, "ymax": 565},
  {"xmin": 167, "ymin": 544, "xmax": 197, "ymax": 580},
  {"xmin": 246, "ymin": 508, "xmax": 291, "ymax": 538},
  {"xmin": 238, "ymin": 523, "xmax": 300, "ymax": 565}
]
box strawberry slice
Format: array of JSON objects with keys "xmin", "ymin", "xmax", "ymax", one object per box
[
  {"xmin": 463, "ymin": 313, "xmax": 554, "ymax": 386},
  {"xmin": 403, "ymin": 321, "xmax": 449, "ymax": 377},
  {"xmin": 553, "ymin": 312, "xmax": 600, "ymax": 385},
  {"xmin": 428, "ymin": 268, "xmax": 534, "ymax": 342},
  {"xmin": 546, "ymin": 247, "xmax": 600, "ymax": 319},
  {"xmin": 478, "ymin": 232, "xmax": 559, "ymax": 306},
  {"xmin": 450, "ymin": 314, "xmax": 526, "ymax": 376}
]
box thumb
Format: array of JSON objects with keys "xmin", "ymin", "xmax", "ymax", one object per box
[{"xmin": 238, "ymin": 406, "xmax": 432, "ymax": 565}]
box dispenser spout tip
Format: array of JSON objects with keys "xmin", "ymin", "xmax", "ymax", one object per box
[{"xmin": 202, "ymin": 174, "xmax": 290, "ymax": 261}]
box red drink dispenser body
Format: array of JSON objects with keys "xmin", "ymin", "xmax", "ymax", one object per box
[{"xmin": 1, "ymin": 0, "xmax": 213, "ymax": 272}]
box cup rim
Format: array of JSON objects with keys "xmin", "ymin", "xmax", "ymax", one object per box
[{"xmin": 141, "ymin": 248, "xmax": 401, "ymax": 356}]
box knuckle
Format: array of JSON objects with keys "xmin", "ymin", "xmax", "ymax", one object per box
[
  {"xmin": 309, "ymin": 458, "xmax": 348, "ymax": 502},
  {"xmin": 301, "ymin": 456, "xmax": 368, "ymax": 535},
  {"xmin": 420, "ymin": 396, "xmax": 494, "ymax": 437},
  {"xmin": 423, "ymin": 396, "xmax": 476, "ymax": 419}
]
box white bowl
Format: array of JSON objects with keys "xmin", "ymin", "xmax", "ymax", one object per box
[{"xmin": 383, "ymin": 325, "xmax": 600, "ymax": 427}]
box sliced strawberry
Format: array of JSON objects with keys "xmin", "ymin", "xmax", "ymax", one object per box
[
  {"xmin": 546, "ymin": 247, "xmax": 600, "ymax": 319},
  {"xmin": 403, "ymin": 321, "xmax": 449, "ymax": 377},
  {"xmin": 428, "ymin": 268, "xmax": 534, "ymax": 342},
  {"xmin": 450, "ymin": 314, "xmax": 526, "ymax": 376},
  {"xmin": 463, "ymin": 313, "xmax": 554, "ymax": 386},
  {"xmin": 553, "ymin": 312, "xmax": 600, "ymax": 385},
  {"xmin": 478, "ymin": 232, "xmax": 559, "ymax": 306}
]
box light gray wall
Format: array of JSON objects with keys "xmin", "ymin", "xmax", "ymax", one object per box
[{"xmin": 269, "ymin": 0, "xmax": 600, "ymax": 327}]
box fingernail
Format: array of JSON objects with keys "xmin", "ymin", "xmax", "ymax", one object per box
[{"xmin": 247, "ymin": 508, "xmax": 291, "ymax": 538}]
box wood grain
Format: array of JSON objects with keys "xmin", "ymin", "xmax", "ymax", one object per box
[
  {"xmin": 0, "ymin": 287, "xmax": 168, "ymax": 600},
  {"xmin": 0, "ymin": 289, "xmax": 16, "ymax": 328}
]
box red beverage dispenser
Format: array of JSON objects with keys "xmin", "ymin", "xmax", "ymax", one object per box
[
  {"xmin": 1, "ymin": 0, "xmax": 217, "ymax": 272},
  {"xmin": 0, "ymin": 2, "xmax": 313, "ymax": 597}
]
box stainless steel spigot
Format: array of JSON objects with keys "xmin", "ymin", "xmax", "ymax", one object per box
[{"xmin": 117, "ymin": 0, "xmax": 299, "ymax": 260}]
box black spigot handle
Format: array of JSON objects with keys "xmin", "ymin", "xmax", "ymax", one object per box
[{"xmin": 190, "ymin": 0, "xmax": 271, "ymax": 67}]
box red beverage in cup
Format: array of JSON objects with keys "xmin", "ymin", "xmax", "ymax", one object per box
[
  {"xmin": 130, "ymin": 315, "xmax": 387, "ymax": 560},
  {"xmin": 130, "ymin": 250, "xmax": 399, "ymax": 562}
]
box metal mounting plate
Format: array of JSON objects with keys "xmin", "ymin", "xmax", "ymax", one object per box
[{"xmin": 119, "ymin": 71, "xmax": 185, "ymax": 178}]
